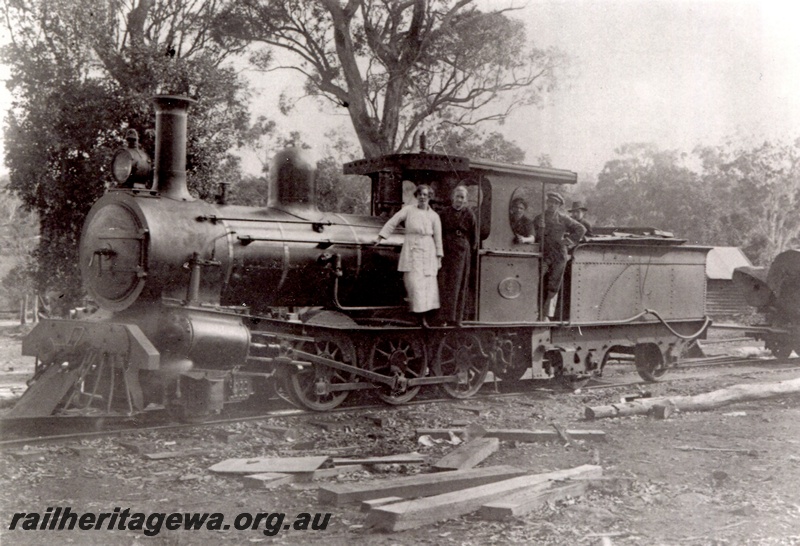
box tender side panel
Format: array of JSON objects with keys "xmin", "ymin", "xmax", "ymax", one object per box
[{"xmin": 570, "ymin": 243, "xmax": 708, "ymax": 322}]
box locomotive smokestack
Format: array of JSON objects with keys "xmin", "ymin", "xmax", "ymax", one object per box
[
  {"xmin": 268, "ymin": 147, "xmax": 318, "ymax": 213},
  {"xmin": 153, "ymin": 95, "xmax": 196, "ymax": 201}
]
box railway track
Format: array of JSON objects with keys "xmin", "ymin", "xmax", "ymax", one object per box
[{"xmin": 2, "ymin": 352, "xmax": 798, "ymax": 448}]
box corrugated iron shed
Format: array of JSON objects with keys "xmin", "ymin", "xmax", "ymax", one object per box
[{"xmin": 705, "ymin": 247, "xmax": 753, "ymax": 318}]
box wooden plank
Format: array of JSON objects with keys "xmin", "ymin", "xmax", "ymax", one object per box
[
  {"xmin": 117, "ymin": 440, "xmax": 148, "ymax": 454},
  {"xmin": 212, "ymin": 430, "xmax": 245, "ymax": 444},
  {"xmin": 144, "ymin": 449, "xmax": 206, "ymax": 460},
  {"xmin": 209, "ymin": 455, "xmax": 328, "ymax": 474},
  {"xmin": 332, "ymin": 453, "xmax": 426, "ymax": 465},
  {"xmin": 418, "ymin": 428, "xmax": 605, "ymax": 443},
  {"xmin": 365, "ymin": 464, "xmax": 602, "ymax": 531},
  {"xmin": 4, "ymin": 365, "xmax": 81, "ymax": 418},
  {"xmin": 452, "ymin": 404, "xmax": 485, "ymax": 416},
  {"xmin": 551, "ymin": 423, "xmax": 571, "ymax": 445},
  {"xmin": 479, "ymin": 480, "xmax": 590, "ymax": 520},
  {"xmin": 585, "ymin": 377, "xmax": 800, "ymax": 420},
  {"xmin": 416, "ymin": 428, "xmax": 466, "ymax": 439},
  {"xmin": 433, "ymin": 437, "xmax": 499, "ymax": 471},
  {"xmin": 295, "ymin": 464, "xmax": 367, "ymax": 482},
  {"xmin": 8, "ymin": 450, "xmax": 48, "ymax": 462},
  {"xmin": 450, "ymin": 419, "xmax": 472, "ymax": 427},
  {"xmin": 318, "ymin": 465, "xmax": 526, "ymax": 505},
  {"xmin": 484, "ymin": 429, "xmax": 607, "ymax": 443},
  {"xmin": 241, "ymin": 473, "xmax": 295, "ymax": 489},
  {"xmin": 260, "ymin": 425, "xmax": 297, "ymax": 440},
  {"xmin": 360, "ymin": 497, "xmax": 404, "ymax": 513}
]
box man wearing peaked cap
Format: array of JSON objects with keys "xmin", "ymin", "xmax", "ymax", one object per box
[
  {"xmin": 546, "ymin": 191, "xmax": 564, "ymax": 205},
  {"xmin": 533, "ymin": 191, "xmax": 586, "ymax": 320},
  {"xmin": 568, "ymin": 201, "xmax": 592, "ymax": 238}
]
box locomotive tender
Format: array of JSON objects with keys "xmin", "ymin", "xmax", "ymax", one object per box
[{"xmin": 10, "ymin": 96, "xmax": 711, "ymax": 418}]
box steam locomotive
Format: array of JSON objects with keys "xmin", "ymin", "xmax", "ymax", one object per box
[
  {"xmin": 9, "ymin": 96, "xmax": 711, "ymax": 419},
  {"xmin": 732, "ymin": 250, "xmax": 800, "ymax": 358}
]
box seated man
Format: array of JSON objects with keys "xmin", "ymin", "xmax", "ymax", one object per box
[
  {"xmin": 510, "ymin": 197, "xmax": 535, "ymax": 244},
  {"xmin": 534, "ymin": 192, "xmax": 587, "ymax": 320}
]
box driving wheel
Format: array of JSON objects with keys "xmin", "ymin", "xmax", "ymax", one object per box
[
  {"xmin": 367, "ymin": 335, "xmax": 427, "ymax": 404},
  {"xmin": 434, "ymin": 332, "xmax": 490, "ymax": 399}
]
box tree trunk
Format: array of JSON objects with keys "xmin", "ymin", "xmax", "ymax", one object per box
[{"xmin": 585, "ymin": 376, "xmax": 800, "ymax": 420}]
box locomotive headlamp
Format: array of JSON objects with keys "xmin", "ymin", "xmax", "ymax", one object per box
[{"xmin": 111, "ymin": 129, "xmax": 152, "ymax": 186}]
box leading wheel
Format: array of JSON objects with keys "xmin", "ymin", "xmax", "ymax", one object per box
[
  {"xmin": 434, "ymin": 332, "xmax": 490, "ymax": 399},
  {"xmin": 635, "ymin": 344, "xmax": 668, "ymax": 382},
  {"xmin": 367, "ymin": 335, "xmax": 427, "ymax": 405},
  {"xmin": 288, "ymin": 334, "xmax": 356, "ymax": 411}
]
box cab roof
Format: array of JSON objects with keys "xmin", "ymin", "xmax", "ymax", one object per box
[{"xmin": 343, "ymin": 153, "xmax": 577, "ymax": 185}]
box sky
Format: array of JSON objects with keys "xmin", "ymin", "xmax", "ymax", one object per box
[{"xmin": 1, "ymin": 0, "xmax": 799, "ymax": 182}]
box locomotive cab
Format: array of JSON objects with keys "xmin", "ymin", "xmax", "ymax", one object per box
[{"xmin": 345, "ymin": 154, "xmax": 579, "ymax": 324}]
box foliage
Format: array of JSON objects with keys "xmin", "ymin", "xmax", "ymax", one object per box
[
  {"xmin": 213, "ymin": 0, "xmax": 565, "ymax": 158},
  {"xmin": 426, "ymin": 126, "xmax": 525, "ymax": 163},
  {"xmin": 588, "ymin": 143, "xmax": 718, "ymax": 244},
  {"xmin": 587, "ymin": 139, "xmax": 800, "ymax": 265},
  {"xmin": 0, "ymin": 176, "xmax": 39, "ymax": 311},
  {"xmin": 1, "ymin": 0, "xmax": 257, "ymax": 308},
  {"xmin": 700, "ymin": 139, "xmax": 800, "ymax": 264}
]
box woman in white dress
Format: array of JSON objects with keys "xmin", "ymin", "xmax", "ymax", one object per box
[{"xmin": 375, "ymin": 184, "xmax": 443, "ymax": 320}]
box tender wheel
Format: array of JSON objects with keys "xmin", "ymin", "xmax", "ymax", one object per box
[
  {"xmin": 544, "ymin": 350, "xmax": 564, "ymax": 378},
  {"xmin": 435, "ymin": 332, "xmax": 490, "ymax": 399},
  {"xmin": 635, "ymin": 344, "xmax": 668, "ymax": 382},
  {"xmin": 545, "ymin": 350, "xmax": 579, "ymax": 387},
  {"xmin": 367, "ymin": 335, "xmax": 427, "ymax": 405},
  {"xmin": 288, "ymin": 335, "xmax": 356, "ymax": 411}
]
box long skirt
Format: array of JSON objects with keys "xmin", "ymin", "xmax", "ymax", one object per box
[
  {"xmin": 438, "ymin": 239, "xmax": 470, "ymax": 323},
  {"xmin": 403, "ymin": 248, "xmax": 440, "ymax": 313}
]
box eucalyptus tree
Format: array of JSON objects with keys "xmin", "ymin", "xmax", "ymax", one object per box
[
  {"xmin": 214, "ymin": 0, "xmax": 565, "ymax": 158},
  {"xmin": 1, "ymin": 0, "xmax": 256, "ymax": 309}
]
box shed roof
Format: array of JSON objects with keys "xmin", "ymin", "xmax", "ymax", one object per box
[{"xmin": 706, "ymin": 247, "xmax": 752, "ymax": 280}]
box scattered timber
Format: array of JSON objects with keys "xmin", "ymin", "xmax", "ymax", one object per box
[
  {"xmin": 479, "ymin": 480, "xmax": 590, "ymax": 520},
  {"xmin": 585, "ymin": 376, "xmax": 800, "ymax": 420},
  {"xmin": 673, "ymin": 445, "xmax": 759, "ymax": 456},
  {"xmin": 318, "ymin": 465, "xmax": 525, "ymax": 505},
  {"xmin": 332, "ymin": 453, "xmax": 426, "ymax": 465},
  {"xmin": 416, "ymin": 428, "xmax": 606, "ymax": 443},
  {"xmin": 416, "ymin": 428, "xmax": 467, "ymax": 439},
  {"xmin": 433, "ymin": 437, "xmax": 500, "ymax": 471},
  {"xmin": 452, "ymin": 404, "xmax": 485, "ymax": 416},
  {"xmin": 484, "ymin": 429, "xmax": 606, "ymax": 443},
  {"xmin": 242, "ymin": 473, "xmax": 294, "ymax": 489},
  {"xmin": 365, "ymin": 464, "xmax": 602, "ymax": 531},
  {"xmin": 360, "ymin": 497, "xmax": 404, "ymax": 513},
  {"xmin": 144, "ymin": 449, "xmax": 206, "ymax": 460},
  {"xmin": 209, "ymin": 455, "xmax": 328, "ymax": 474}
]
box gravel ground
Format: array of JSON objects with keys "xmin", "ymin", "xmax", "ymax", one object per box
[{"xmin": 1, "ymin": 325, "xmax": 799, "ymax": 545}]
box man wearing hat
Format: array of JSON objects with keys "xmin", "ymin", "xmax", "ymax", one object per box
[
  {"xmin": 534, "ymin": 191, "xmax": 586, "ymax": 320},
  {"xmin": 568, "ymin": 201, "xmax": 592, "ymax": 238}
]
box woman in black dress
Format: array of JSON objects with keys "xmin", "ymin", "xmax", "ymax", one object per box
[{"xmin": 437, "ymin": 185, "xmax": 476, "ymax": 325}]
